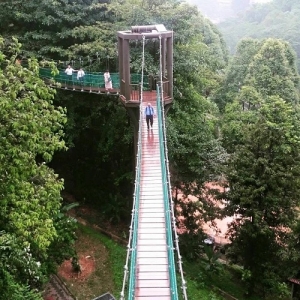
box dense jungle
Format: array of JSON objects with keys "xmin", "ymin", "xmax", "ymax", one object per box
[{"xmin": 1, "ymin": 0, "xmax": 300, "ymax": 299}]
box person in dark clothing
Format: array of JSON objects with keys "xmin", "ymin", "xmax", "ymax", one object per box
[{"xmin": 144, "ymin": 102, "xmax": 155, "ymax": 130}]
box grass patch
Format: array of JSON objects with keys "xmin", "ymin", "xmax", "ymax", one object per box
[
  {"xmin": 184, "ymin": 258, "xmax": 261, "ymax": 300},
  {"xmin": 58, "ymin": 223, "xmax": 126, "ymax": 299}
]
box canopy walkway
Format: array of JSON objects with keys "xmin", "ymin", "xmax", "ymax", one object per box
[
  {"xmin": 39, "ymin": 23, "xmax": 187, "ymax": 299},
  {"xmin": 119, "ymin": 86, "xmax": 187, "ymax": 300},
  {"xmin": 39, "ymin": 67, "xmax": 152, "ymax": 95}
]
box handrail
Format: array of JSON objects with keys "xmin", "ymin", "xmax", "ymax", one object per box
[
  {"xmin": 38, "ymin": 67, "xmax": 150, "ymax": 90},
  {"xmin": 119, "ymin": 90, "xmax": 143, "ymax": 300},
  {"xmin": 157, "ymin": 84, "xmax": 188, "ymax": 299},
  {"xmin": 156, "ymin": 85, "xmax": 179, "ymax": 300},
  {"xmin": 157, "ymin": 31, "xmax": 187, "ymax": 299}
]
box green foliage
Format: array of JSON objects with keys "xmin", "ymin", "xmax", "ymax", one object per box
[
  {"xmin": 0, "ymin": 231, "xmax": 44, "ymax": 289},
  {"xmin": 245, "ymin": 39, "xmax": 300, "ymax": 102},
  {"xmin": 0, "ymin": 37, "xmax": 76, "ymax": 296},
  {"xmin": 0, "ymin": 268, "xmax": 42, "ymax": 300},
  {"xmin": 203, "ymin": 244, "xmax": 222, "ymax": 274},
  {"xmin": 223, "ymin": 95, "xmax": 300, "ymax": 296},
  {"xmin": 46, "ymin": 203, "xmax": 78, "ymax": 272},
  {"xmin": 216, "ymin": 38, "xmax": 300, "ymax": 111},
  {"xmin": 51, "ymin": 93, "xmax": 134, "ymax": 217},
  {"xmin": 220, "ymin": 36, "xmax": 300, "ymax": 297},
  {"xmin": 0, "ymin": 0, "xmax": 115, "ymax": 64}
]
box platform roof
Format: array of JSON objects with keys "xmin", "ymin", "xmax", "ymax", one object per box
[{"xmin": 118, "ymin": 24, "xmax": 173, "ymax": 40}]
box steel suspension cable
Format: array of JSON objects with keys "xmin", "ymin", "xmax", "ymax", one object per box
[
  {"xmin": 140, "ymin": 35, "xmax": 146, "ymax": 104},
  {"xmin": 120, "ymin": 34, "xmax": 146, "ymax": 300},
  {"xmin": 158, "ymin": 35, "xmax": 188, "ymax": 300}
]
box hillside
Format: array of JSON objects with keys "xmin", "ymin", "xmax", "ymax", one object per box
[{"xmin": 218, "ymin": 0, "xmax": 300, "ymax": 68}]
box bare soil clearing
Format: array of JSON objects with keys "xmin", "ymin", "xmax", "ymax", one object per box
[{"xmin": 57, "ymin": 227, "xmax": 115, "ymax": 300}]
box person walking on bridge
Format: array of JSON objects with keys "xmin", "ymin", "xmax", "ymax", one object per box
[
  {"xmin": 77, "ymin": 67, "xmax": 85, "ymax": 90},
  {"xmin": 144, "ymin": 102, "xmax": 155, "ymax": 130},
  {"xmin": 104, "ymin": 69, "xmax": 112, "ymax": 90},
  {"xmin": 65, "ymin": 65, "xmax": 75, "ymax": 86}
]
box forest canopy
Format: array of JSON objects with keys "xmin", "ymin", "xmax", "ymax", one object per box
[
  {"xmin": 0, "ymin": 0, "xmax": 228, "ymax": 298},
  {"xmin": 218, "ymin": 0, "xmax": 300, "ymax": 69},
  {"xmin": 1, "ymin": 0, "xmax": 300, "ymax": 299}
]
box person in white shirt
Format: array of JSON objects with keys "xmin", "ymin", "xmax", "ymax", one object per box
[
  {"xmin": 104, "ymin": 70, "xmax": 112, "ymax": 90},
  {"xmin": 77, "ymin": 68, "xmax": 85, "ymax": 87},
  {"xmin": 65, "ymin": 65, "xmax": 76, "ymax": 86}
]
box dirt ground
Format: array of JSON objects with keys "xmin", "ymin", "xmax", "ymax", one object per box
[
  {"xmin": 56, "ymin": 227, "xmax": 115, "ymax": 300},
  {"xmin": 58, "ymin": 254, "xmax": 95, "ymax": 283}
]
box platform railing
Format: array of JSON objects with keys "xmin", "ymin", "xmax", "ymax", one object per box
[
  {"xmin": 129, "ymin": 84, "xmax": 141, "ymax": 101},
  {"xmin": 39, "ymin": 67, "xmax": 150, "ymax": 91}
]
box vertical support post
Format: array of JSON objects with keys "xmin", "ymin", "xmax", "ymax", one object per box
[
  {"xmin": 166, "ymin": 35, "xmax": 173, "ymax": 99},
  {"xmin": 123, "ymin": 39, "xmax": 131, "ymax": 101},
  {"xmin": 118, "ymin": 36, "xmax": 124, "ymax": 97},
  {"xmin": 162, "ymin": 37, "xmax": 166, "ymax": 79}
]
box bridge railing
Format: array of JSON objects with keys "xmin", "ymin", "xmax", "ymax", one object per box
[
  {"xmin": 39, "ymin": 67, "xmax": 150, "ymax": 91},
  {"xmin": 130, "ymin": 84, "xmax": 141, "ymax": 101},
  {"xmin": 157, "ymin": 85, "xmax": 188, "ymax": 300},
  {"xmin": 156, "ymin": 85, "xmax": 179, "ymax": 299},
  {"xmin": 120, "ymin": 86, "xmax": 143, "ymax": 300}
]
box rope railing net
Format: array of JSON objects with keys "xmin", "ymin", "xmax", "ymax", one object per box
[
  {"xmin": 157, "ymin": 35, "xmax": 188, "ymax": 300},
  {"xmin": 38, "ymin": 67, "xmax": 150, "ymax": 91},
  {"xmin": 120, "ymin": 35, "xmax": 146, "ymax": 300}
]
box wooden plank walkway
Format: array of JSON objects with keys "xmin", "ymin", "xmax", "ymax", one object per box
[{"xmin": 134, "ymin": 96, "xmax": 171, "ymax": 299}]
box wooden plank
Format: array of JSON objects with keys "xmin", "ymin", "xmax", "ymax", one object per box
[
  {"xmin": 137, "ymin": 264, "xmax": 168, "ymax": 272},
  {"xmin": 138, "ymin": 227, "xmax": 165, "ymax": 234},
  {"xmin": 140, "ymin": 208, "xmax": 166, "ymax": 214},
  {"xmin": 138, "ymin": 222, "xmax": 165, "ymax": 228},
  {"xmin": 139, "ymin": 203, "xmax": 164, "ymax": 208},
  {"xmin": 138, "ymin": 245, "xmax": 167, "ymax": 252},
  {"xmin": 137, "ymin": 257, "xmax": 168, "ymax": 265},
  {"xmin": 137, "ymin": 239, "xmax": 166, "ymax": 245},
  {"xmin": 135, "ymin": 297, "xmax": 171, "ymax": 300},
  {"xmin": 136, "ymin": 280, "xmax": 170, "ymax": 288},
  {"xmin": 135, "ymin": 287, "xmax": 171, "ymax": 297},
  {"xmin": 136, "ymin": 272, "xmax": 169, "ymax": 280},
  {"xmin": 139, "ymin": 217, "xmax": 165, "ymax": 223},
  {"xmin": 138, "ymin": 213, "xmax": 165, "ymax": 219},
  {"xmin": 137, "ymin": 251, "xmax": 167, "ymax": 258},
  {"xmin": 138, "ymin": 233, "xmax": 166, "ymax": 240}
]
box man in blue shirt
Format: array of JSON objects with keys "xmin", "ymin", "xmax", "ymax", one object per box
[{"xmin": 144, "ymin": 102, "xmax": 155, "ymax": 130}]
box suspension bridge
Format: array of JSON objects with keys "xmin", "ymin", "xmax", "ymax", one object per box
[{"xmin": 39, "ymin": 24, "xmax": 187, "ymax": 300}]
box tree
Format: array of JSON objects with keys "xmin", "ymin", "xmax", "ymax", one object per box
[
  {"xmin": 221, "ymin": 38, "xmax": 300, "ymax": 296},
  {"xmin": 223, "ymin": 95, "xmax": 300, "ymax": 296},
  {"xmin": 214, "ymin": 38, "xmax": 261, "ymax": 111},
  {"xmin": 0, "ymin": 0, "xmax": 116, "ymax": 70},
  {"xmin": 0, "ymin": 36, "xmax": 74, "ymax": 296},
  {"xmin": 245, "ymin": 39, "xmax": 300, "ymax": 103},
  {"xmin": 216, "ymin": 38, "xmax": 300, "ymax": 112}
]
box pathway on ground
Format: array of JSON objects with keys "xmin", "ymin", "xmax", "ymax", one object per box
[{"xmin": 43, "ymin": 274, "xmax": 75, "ymax": 300}]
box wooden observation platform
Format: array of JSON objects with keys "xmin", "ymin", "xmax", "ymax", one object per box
[
  {"xmin": 118, "ymin": 24, "xmax": 173, "ymax": 105},
  {"xmin": 117, "ymin": 24, "xmax": 173, "ymax": 151}
]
